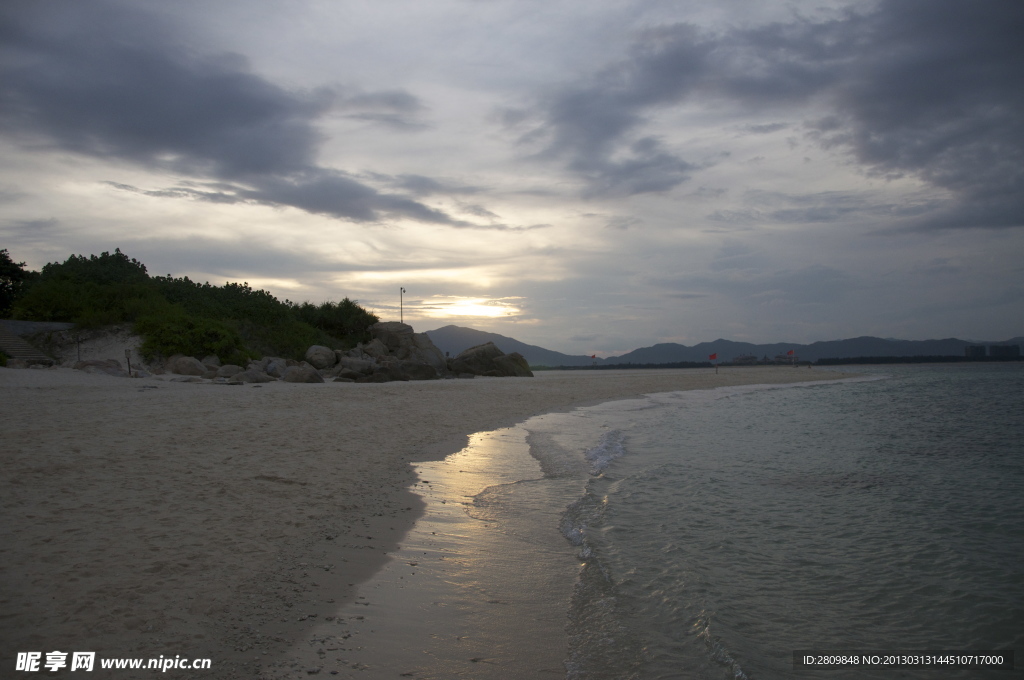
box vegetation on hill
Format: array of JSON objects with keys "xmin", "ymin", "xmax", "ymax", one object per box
[
  {"xmin": 6, "ymin": 249, "xmax": 378, "ymax": 364},
  {"xmin": 1, "ymin": 249, "xmax": 36, "ymax": 317}
]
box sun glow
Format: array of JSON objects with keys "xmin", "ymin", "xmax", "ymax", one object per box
[{"xmin": 419, "ymin": 296, "xmax": 523, "ymax": 318}]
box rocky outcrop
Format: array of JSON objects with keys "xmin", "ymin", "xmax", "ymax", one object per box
[
  {"xmin": 367, "ymin": 322, "xmax": 447, "ymax": 377},
  {"xmin": 448, "ymin": 342, "xmax": 533, "ymax": 377}
]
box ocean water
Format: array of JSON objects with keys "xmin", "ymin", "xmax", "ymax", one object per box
[
  {"xmin": 544, "ymin": 364, "xmax": 1024, "ymax": 679},
  {"xmin": 332, "ymin": 365, "xmax": 1023, "ymax": 679}
]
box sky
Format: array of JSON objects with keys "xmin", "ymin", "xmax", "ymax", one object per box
[{"xmin": 1, "ymin": 0, "xmax": 1022, "ymax": 355}]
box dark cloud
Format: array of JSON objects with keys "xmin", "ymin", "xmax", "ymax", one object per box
[
  {"xmin": 0, "ymin": 0, "xmax": 467, "ymax": 226},
  {"xmin": 529, "ymin": 0, "xmax": 1023, "ymax": 227}
]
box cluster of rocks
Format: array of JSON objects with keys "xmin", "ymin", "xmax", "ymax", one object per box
[{"xmin": 66, "ymin": 322, "xmax": 533, "ymax": 383}]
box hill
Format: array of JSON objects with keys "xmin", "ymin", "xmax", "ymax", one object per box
[
  {"xmin": 425, "ymin": 325, "xmax": 1024, "ymax": 367},
  {"xmin": 425, "ymin": 325, "xmax": 604, "ymax": 367}
]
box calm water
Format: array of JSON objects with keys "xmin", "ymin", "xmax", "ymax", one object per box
[
  {"xmin": 331, "ymin": 365, "xmax": 1022, "ymax": 679},
  {"xmin": 534, "ymin": 364, "xmax": 1024, "ymax": 679}
]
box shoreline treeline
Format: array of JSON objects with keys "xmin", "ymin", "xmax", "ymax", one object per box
[{"xmin": 1, "ymin": 248, "xmax": 377, "ymax": 364}]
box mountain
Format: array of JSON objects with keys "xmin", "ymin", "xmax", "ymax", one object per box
[
  {"xmin": 425, "ymin": 325, "xmax": 603, "ymax": 367},
  {"xmin": 425, "ymin": 325, "xmax": 1024, "ymax": 367},
  {"xmin": 606, "ymin": 336, "xmax": 1024, "ymax": 363}
]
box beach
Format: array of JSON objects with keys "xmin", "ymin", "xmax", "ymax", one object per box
[{"xmin": 1, "ymin": 366, "xmax": 856, "ymax": 678}]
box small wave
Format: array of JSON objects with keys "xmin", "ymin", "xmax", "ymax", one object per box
[
  {"xmin": 695, "ymin": 610, "xmax": 749, "ymax": 680},
  {"xmin": 584, "ymin": 430, "xmax": 626, "ymax": 476}
]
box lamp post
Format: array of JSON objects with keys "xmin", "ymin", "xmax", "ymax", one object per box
[{"xmin": 400, "ymin": 287, "xmax": 406, "ymax": 323}]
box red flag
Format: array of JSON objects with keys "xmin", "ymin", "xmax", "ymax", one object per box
[
  {"xmin": 709, "ymin": 353, "xmax": 717, "ymax": 360},
  {"xmin": 787, "ymin": 349, "xmax": 794, "ymax": 356},
  {"xmin": 590, "ymin": 355, "xmax": 596, "ymax": 359}
]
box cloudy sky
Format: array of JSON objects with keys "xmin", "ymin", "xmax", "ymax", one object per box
[{"xmin": 2, "ymin": 0, "xmax": 1022, "ymax": 354}]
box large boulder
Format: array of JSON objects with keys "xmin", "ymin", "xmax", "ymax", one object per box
[
  {"xmin": 74, "ymin": 359, "xmax": 130, "ymax": 378},
  {"xmin": 166, "ymin": 355, "xmax": 207, "ymax": 376},
  {"xmin": 396, "ymin": 360, "xmax": 440, "ymax": 381},
  {"xmin": 338, "ymin": 356, "xmax": 376, "ymax": 375},
  {"xmin": 407, "ymin": 333, "xmax": 448, "ymax": 373},
  {"xmin": 234, "ymin": 369, "xmax": 276, "ymax": 383},
  {"xmin": 448, "ymin": 342, "xmax": 533, "ymax": 377},
  {"xmin": 494, "ymin": 353, "xmax": 533, "ymax": 377},
  {"xmin": 360, "ymin": 338, "xmax": 389, "ymax": 360},
  {"xmin": 370, "ymin": 322, "xmax": 415, "ymax": 355},
  {"xmin": 216, "ymin": 364, "xmax": 244, "ymax": 378},
  {"xmin": 305, "ymin": 345, "xmax": 337, "ymax": 370},
  {"xmin": 282, "ymin": 365, "xmax": 325, "ymax": 383}
]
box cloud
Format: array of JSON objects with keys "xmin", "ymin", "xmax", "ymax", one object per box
[
  {"xmin": 524, "ymin": 0, "xmax": 1023, "ymax": 227},
  {"xmin": 654, "ymin": 264, "xmax": 855, "ymax": 306},
  {"xmin": 0, "ymin": 0, "xmax": 469, "ymax": 226}
]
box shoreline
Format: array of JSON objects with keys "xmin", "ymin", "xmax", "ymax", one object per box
[{"xmin": 1, "ymin": 366, "xmax": 858, "ymax": 678}]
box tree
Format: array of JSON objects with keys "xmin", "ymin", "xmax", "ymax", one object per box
[{"xmin": 0, "ymin": 249, "xmax": 35, "ymax": 317}]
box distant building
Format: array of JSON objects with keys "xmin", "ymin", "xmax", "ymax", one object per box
[
  {"xmin": 965, "ymin": 345, "xmax": 987, "ymax": 358},
  {"xmin": 733, "ymin": 355, "xmax": 757, "ymax": 365},
  {"xmin": 989, "ymin": 345, "xmax": 1021, "ymax": 359}
]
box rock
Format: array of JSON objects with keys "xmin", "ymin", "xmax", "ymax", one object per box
[
  {"xmin": 336, "ymin": 368, "xmax": 364, "ymax": 380},
  {"xmin": 282, "ymin": 365, "xmax": 325, "ymax": 383},
  {"xmin": 216, "ymin": 364, "xmax": 245, "ymax": 378},
  {"xmin": 233, "ymin": 369, "xmax": 276, "ymax": 383},
  {"xmin": 132, "ymin": 369, "xmax": 153, "ymax": 378},
  {"xmin": 338, "ymin": 357, "xmax": 376, "ymax": 375},
  {"xmin": 394, "ymin": 360, "xmax": 439, "ymax": 381},
  {"xmin": 166, "ymin": 355, "xmax": 207, "ymax": 376},
  {"xmin": 248, "ymin": 357, "xmax": 271, "ymax": 372},
  {"xmin": 408, "ymin": 333, "xmax": 448, "ymax": 373},
  {"xmin": 201, "ymin": 354, "xmax": 222, "ymax": 368},
  {"xmin": 448, "ymin": 342, "xmax": 533, "ymax": 377},
  {"xmin": 367, "ymin": 323, "xmax": 447, "ymax": 373},
  {"xmin": 265, "ymin": 359, "xmax": 289, "ymax": 378},
  {"xmin": 73, "ymin": 359, "xmax": 130, "ymax": 378},
  {"xmin": 356, "ymin": 364, "xmax": 410, "ymax": 383},
  {"xmin": 370, "ymin": 322, "xmax": 415, "ymax": 354},
  {"xmin": 202, "ymin": 370, "xmax": 218, "ymax": 379},
  {"xmin": 360, "ymin": 338, "xmax": 389, "ymax": 359},
  {"xmin": 494, "ymin": 352, "xmax": 533, "ymax": 377},
  {"xmin": 305, "ymin": 345, "xmax": 337, "ymax": 370}
]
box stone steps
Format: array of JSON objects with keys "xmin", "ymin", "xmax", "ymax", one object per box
[{"xmin": 0, "ymin": 324, "xmax": 54, "ymax": 365}]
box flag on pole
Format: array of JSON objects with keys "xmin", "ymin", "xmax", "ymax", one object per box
[
  {"xmin": 787, "ymin": 349, "xmax": 794, "ymax": 356},
  {"xmin": 590, "ymin": 355, "xmax": 596, "ymax": 359},
  {"xmin": 709, "ymin": 353, "xmax": 717, "ymax": 360}
]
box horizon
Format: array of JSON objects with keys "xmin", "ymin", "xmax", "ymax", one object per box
[{"xmin": 2, "ymin": 1, "xmax": 1022, "ymax": 356}]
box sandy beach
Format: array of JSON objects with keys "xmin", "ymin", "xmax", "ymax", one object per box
[{"xmin": 1, "ymin": 365, "xmax": 856, "ymax": 678}]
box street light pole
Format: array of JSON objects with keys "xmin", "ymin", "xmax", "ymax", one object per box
[{"xmin": 400, "ymin": 287, "xmax": 406, "ymax": 323}]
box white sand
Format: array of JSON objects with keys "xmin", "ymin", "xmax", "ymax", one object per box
[{"xmin": 0, "ymin": 365, "xmax": 857, "ymax": 678}]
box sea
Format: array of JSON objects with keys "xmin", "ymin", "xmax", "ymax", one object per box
[{"xmin": 333, "ymin": 364, "xmax": 1023, "ymax": 679}]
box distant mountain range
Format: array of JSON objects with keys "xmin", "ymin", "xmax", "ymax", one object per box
[{"xmin": 426, "ymin": 325, "xmax": 1024, "ymax": 367}]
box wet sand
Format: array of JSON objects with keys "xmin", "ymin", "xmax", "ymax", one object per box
[{"xmin": 0, "ymin": 366, "xmax": 856, "ymax": 678}]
